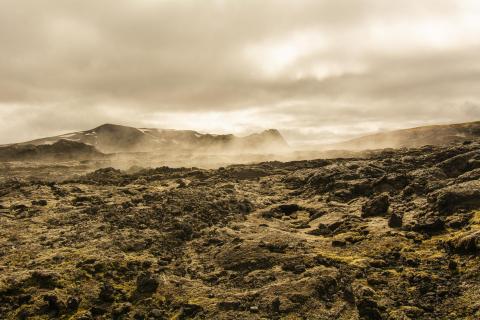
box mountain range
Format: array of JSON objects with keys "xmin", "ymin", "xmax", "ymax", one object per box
[
  {"xmin": 0, "ymin": 124, "xmax": 289, "ymax": 161},
  {"xmin": 2, "ymin": 121, "xmax": 480, "ymax": 162}
]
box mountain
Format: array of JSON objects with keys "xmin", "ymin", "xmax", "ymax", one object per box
[
  {"xmin": 13, "ymin": 124, "xmax": 289, "ymax": 154},
  {"xmin": 0, "ymin": 139, "xmax": 105, "ymax": 161},
  {"xmin": 331, "ymin": 121, "xmax": 480, "ymax": 150}
]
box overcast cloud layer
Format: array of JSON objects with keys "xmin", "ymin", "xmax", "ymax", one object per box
[{"xmin": 1, "ymin": 0, "xmax": 480, "ymax": 146}]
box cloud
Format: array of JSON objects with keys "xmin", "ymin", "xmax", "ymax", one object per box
[{"xmin": 1, "ymin": 0, "xmax": 480, "ymax": 145}]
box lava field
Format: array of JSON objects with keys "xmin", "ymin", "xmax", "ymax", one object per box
[{"xmin": 1, "ymin": 140, "xmax": 480, "ymax": 319}]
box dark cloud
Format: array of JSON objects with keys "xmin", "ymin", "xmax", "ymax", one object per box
[{"xmin": 1, "ymin": 0, "xmax": 480, "ymax": 145}]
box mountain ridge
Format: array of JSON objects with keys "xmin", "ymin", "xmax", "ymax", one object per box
[
  {"xmin": 330, "ymin": 120, "xmax": 480, "ymax": 150},
  {"xmin": 13, "ymin": 124, "xmax": 289, "ymax": 154}
]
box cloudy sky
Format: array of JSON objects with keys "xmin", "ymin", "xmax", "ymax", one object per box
[{"xmin": 1, "ymin": 0, "xmax": 480, "ymax": 146}]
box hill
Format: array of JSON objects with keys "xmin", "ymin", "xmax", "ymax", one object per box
[
  {"xmin": 332, "ymin": 121, "xmax": 480, "ymax": 150},
  {"xmin": 0, "ymin": 139, "xmax": 105, "ymax": 162}
]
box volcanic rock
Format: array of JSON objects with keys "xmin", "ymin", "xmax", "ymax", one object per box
[{"xmin": 361, "ymin": 193, "xmax": 390, "ymax": 217}]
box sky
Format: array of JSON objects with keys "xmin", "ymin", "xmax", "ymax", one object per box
[{"xmin": 1, "ymin": 0, "xmax": 480, "ymax": 146}]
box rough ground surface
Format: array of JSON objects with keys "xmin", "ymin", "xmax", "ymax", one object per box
[{"xmin": 1, "ymin": 141, "xmax": 480, "ymax": 319}]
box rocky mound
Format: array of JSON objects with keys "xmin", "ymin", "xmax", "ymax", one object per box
[
  {"xmin": 0, "ymin": 139, "xmax": 479, "ymax": 319},
  {"xmin": 0, "ymin": 139, "xmax": 105, "ymax": 162}
]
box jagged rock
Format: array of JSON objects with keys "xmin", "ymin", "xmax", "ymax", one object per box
[
  {"xmin": 356, "ymin": 298, "xmax": 382, "ymax": 320},
  {"xmin": 11, "ymin": 204, "xmax": 28, "ymax": 212},
  {"xmin": 373, "ymin": 174, "xmax": 409, "ymax": 193},
  {"xmin": 179, "ymin": 303, "xmax": 203, "ymax": 319},
  {"xmin": 218, "ymin": 244, "xmax": 275, "ymax": 272},
  {"xmin": 28, "ymin": 271, "xmax": 59, "ymax": 289},
  {"xmin": 31, "ymin": 199, "xmax": 48, "ymax": 206},
  {"xmin": 99, "ymin": 283, "xmax": 115, "ymax": 302},
  {"xmin": 446, "ymin": 231, "xmax": 480, "ymax": 254},
  {"xmin": 66, "ymin": 297, "xmax": 80, "ymax": 311},
  {"xmin": 437, "ymin": 151, "xmax": 479, "ymax": 177},
  {"xmin": 402, "ymin": 185, "xmax": 416, "ymax": 197},
  {"xmin": 176, "ymin": 179, "xmax": 188, "ymax": 188},
  {"xmin": 136, "ymin": 272, "xmax": 159, "ymax": 293},
  {"xmin": 90, "ymin": 306, "xmax": 107, "ymax": 316},
  {"xmin": 332, "ymin": 239, "xmax": 346, "ymax": 247},
  {"xmin": 315, "ymin": 275, "xmax": 338, "ymax": 300},
  {"xmin": 112, "ymin": 303, "xmax": 132, "ymax": 318},
  {"xmin": 362, "ymin": 193, "xmax": 390, "ymax": 217},
  {"xmin": 307, "ymin": 223, "xmax": 333, "ymax": 236},
  {"xmin": 271, "ymin": 297, "xmax": 281, "ymax": 313},
  {"xmin": 277, "ymin": 204, "xmax": 300, "ymax": 215},
  {"xmin": 282, "ymin": 262, "xmax": 307, "ymax": 274},
  {"xmin": 456, "ymin": 168, "xmax": 480, "ymax": 183},
  {"xmin": 388, "ymin": 212, "xmax": 403, "ymax": 228},
  {"xmin": 430, "ymin": 180, "xmax": 480, "ymax": 214},
  {"xmin": 448, "ymin": 260, "xmax": 458, "ymax": 271},
  {"xmin": 42, "ymin": 294, "xmax": 65, "ymax": 316},
  {"xmin": 445, "ymin": 213, "xmax": 472, "ymax": 229},
  {"xmin": 149, "ymin": 308, "xmax": 164, "ymax": 319},
  {"xmin": 259, "ymin": 241, "xmax": 288, "ymax": 253},
  {"xmin": 409, "ymin": 216, "xmax": 444, "ymax": 234},
  {"xmin": 217, "ymin": 301, "xmax": 242, "ymax": 311}
]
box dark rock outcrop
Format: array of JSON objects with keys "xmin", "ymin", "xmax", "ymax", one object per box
[
  {"xmin": 361, "ymin": 194, "xmax": 390, "ymax": 218},
  {"xmin": 0, "ymin": 139, "xmax": 104, "ymax": 162},
  {"xmin": 446, "ymin": 231, "xmax": 480, "ymax": 254},
  {"xmin": 430, "ymin": 181, "xmax": 480, "ymax": 214}
]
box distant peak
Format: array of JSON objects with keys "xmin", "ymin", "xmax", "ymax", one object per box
[
  {"xmin": 242, "ymin": 129, "xmax": 288, "ymax": 148},
  {"xmin": 251, "ymin": 129, "xmax": 284, "ymax": 139},
  {"xmin": 94, "ymin": 123, "xmax": 125, "ymax": 130},
  {"xmin": 261, "ymin": 129, "xmax": 282, "ymax": 135}
]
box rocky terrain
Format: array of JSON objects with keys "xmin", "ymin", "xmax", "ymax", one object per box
[{"xmin": 1, "ymin": 137, "xmax": 480, "ymax": 319}]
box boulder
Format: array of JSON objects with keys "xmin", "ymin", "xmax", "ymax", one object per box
[
  {"xmin": 99, "ymin": 283, "xmax": 115, "ymax": 302},
  {"xmin": 357, "ymin": 298, "xmax": 382, "ymax": 320},
  {"xmin": 28, "ymin": 271, "xmax": 59, "ymax": 289},
  {"xmin": 430, "ymin": 180, "xmax": 480, "ymax": 214},
  {"xmin": 66, "ymin": 297, "xmax": 80, "ymax": 312},
  {"xmin": 362, "ymin": 194, "xmax": 390, "ymax": 218},
  {"xmin": 277, "ymin": 204, "xmax": 300, "ymax": 215},
  {"xmin": 446, "ymin": 230, "xmax": 480, "ymax": 254},
  {"xmin": 437, "ymin": 151, "xmax": 479, "ymax": 177},
  {"xmin": 32, "ymin": 199, "xmax": 48, "ymax": 206},
  {"xmin": 456, "ymin": 168, "xmax": 480, "ymax": 183},
  {"xmin": 136, "ymin": 272, "xmax": 159, "ymax": 293},
  {"xmin": 410, "ymin": 216, "xmax": 444, "ymax": 234},
  {"xmin": 180, "ymin": 303, "xmax": 204, "ymax": 318},
  {"xmin": 42, "ymin": 294, "xmax": 65, "ymax": 316},
  {"xmin": 388, "ymin": 212, "xmax": 403, "ymax": 228}
]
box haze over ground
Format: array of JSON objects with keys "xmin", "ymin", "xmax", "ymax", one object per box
[{"xmin": 1, "ymin": 0, "xmax": 480, "ymax": 146}]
